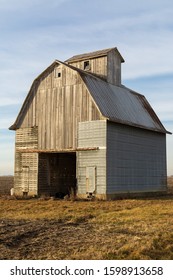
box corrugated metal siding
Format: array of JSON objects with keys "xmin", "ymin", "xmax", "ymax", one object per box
[
  {"xmin": 81, "ymin": 74, "xmax": 167, "ymax": 133},
  {"xmin": 107, "ymin": 122, "xmax": 167, "ymax": 193},
  {"xmin": 77, "ymin": 120, "xmax": 106, "ymax": 195}
]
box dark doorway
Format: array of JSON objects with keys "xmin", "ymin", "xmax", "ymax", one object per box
[{"xmin": 38, "ymin": 153, "xmax": 76, "ymax": 197}]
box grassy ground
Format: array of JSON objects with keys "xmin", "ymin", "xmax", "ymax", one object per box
[{"xmin": 1, "ymin": 193, "xmax": 173, "ymax": 260}]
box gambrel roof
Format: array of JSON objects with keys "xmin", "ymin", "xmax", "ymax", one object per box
[{"xmin": 9, "ymin": 60, "xmax": 170, "ymax": 134}]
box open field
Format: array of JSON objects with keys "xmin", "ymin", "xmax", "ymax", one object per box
[
  {"xmin": 0, "ymin": 176, "xmax": 173, "ymax": 260},
  {"xmin": 167, "ymin": 176, "xmax": 173, "ymax": 193},
  {"xmin": 0, "ymin": 176, "xmax": 13, "ymax": 195},
  {"xmin": 1, "ymin": 194, "xmax": 173, "ymax": 260}
]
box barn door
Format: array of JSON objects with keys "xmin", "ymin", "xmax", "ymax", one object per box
[
  {"xmin": 22, "ymin": 166, "xmax": 29, "ymax": 193},
  {"xmin": 86, "ymin": 166, "xmax": 96, "ymax": 194}
]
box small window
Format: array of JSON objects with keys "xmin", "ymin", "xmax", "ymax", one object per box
[
  {"xmin": 54, "ymin": 69, "xmax": 61, "ymax": 78},
  {"xmin": 84, "ymin": 61, "xmax": 91, "ymax": 71}
]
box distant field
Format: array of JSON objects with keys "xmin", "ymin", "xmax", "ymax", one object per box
[
  {"xmin": 167, "ymin": 176, "xmax": 173, "ymax": 193},
  {"xmin": 0, "ymin": 176, "xmax": 173, "ymax": 194},
  {"xmin": 1, "ymin": 195, "xmax": 173, "ymax": 260},
  {"xmin": 0, "ymin": 176, "xmax": 13, "ymax": 195}
]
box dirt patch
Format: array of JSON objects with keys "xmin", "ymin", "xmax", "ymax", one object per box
[
  {"xmin": 1, "ymin": 196, "xmax": 173, "ymax": 260},
  {"xmin": 0, "ymin": 218, "xmax": 107, "ymax": 260}
]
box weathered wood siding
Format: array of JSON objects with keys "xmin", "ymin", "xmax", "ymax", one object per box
[
  {"xmin": 77, "ymin": 120, "xmax": 107, "ymax": 197},
  {"xmin": 68, "ymin": 50, "xmax": 122, "ymax": 86},
  {"xmin": 14, "ymin": 127, "xmax": 38, "ymax": 195},
  {"xmin": 68, "ymin": 56, "xmax": 107, "ymax": 80},
  {"xmin": 18, "ymin": 65, "xmax": 103, "ymax": 150},
  {"xmin": 107, "ymin": 49, "xmax": 122, "ymax": 86},
  {"xmin": 107, "ymin": 122, "xmax": 167, "ymax": 194}
]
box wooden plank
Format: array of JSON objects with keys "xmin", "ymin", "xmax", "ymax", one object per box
[
  {"xmin": 14, "ymin": 127, "xmax": 38, "ymax": 195},
  {"xmin": 16, "ymin": 147, "xmax": 99, "ymax": 153}
]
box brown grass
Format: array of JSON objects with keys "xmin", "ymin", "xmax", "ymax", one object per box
[{"xmin": 1, "ymin": 195, "xmax": 173, "ymax": 260}]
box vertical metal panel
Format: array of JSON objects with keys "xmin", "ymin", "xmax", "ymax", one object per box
[
  {"xmin": 107, "ymin": 122, "xmax": 167, "ymax": 193},
  {"xmin": 78, "ymin": 120, "xmax": 106, "ymax": 148},
  {"xmin": 86, "ymin": 166, "xmax": 96, "ymax": 193},
  {"xmin": 77, "ymin": 120, "xmax": 106, "ymax": 195}
]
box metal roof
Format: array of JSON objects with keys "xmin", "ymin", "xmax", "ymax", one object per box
[
  {"xmin": 80, "ymin": 73, "xmax": 169, "ymax": 134},
  {"xmin": 9, "ymin": 59, "xmax": 170, "ymax": 134},
  {"xmin": 65, "ymin": 47, "xmax": 125, "ymax": 63}
]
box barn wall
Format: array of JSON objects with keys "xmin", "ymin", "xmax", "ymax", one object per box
[
  {"xmin": 77, "ymin": 120, "xmax": 107, "ymax": 197},
  {"xmin": 14, "ymin": 127, "xmax": 38, "ymax": 196},
  {"xmin": 107, "ymin": 50, "xmax": 122, "ymax": 85},
  {"xmin": 68, "ymin": 56, "xmax": 107, "ymax": 80},
  {"xmin": 107, "ymin": 122, "xmax": 167, "ymax": 194},
  {"xmin": 68, "ymin": 52, "xmax": 122, "ymax": 86},
  {"xmin": 18, "ymin": 65, "xmax": 103, "ymax": 150}
]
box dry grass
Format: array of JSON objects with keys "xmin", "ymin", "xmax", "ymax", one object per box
[{"xmin": 1, "ymin": 196, "xmax": 173, "ymax": 260}]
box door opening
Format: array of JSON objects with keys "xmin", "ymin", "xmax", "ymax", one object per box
[{"xmin": 38, "ymin": 153, "xmax": 76, "ymax": 198}]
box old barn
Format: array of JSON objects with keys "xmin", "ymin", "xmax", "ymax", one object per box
[{"xmin": 10, "ymin": 47, "xmax": 170, "ymax": 198}]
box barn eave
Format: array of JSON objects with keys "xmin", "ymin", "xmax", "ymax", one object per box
[
  {"xmin": 9, "ymin": 59, "xmax": 171, "ymax": 135},
  {"xmin": 65, "ymin": 47, "xmax": 125, "ymax": 63}
]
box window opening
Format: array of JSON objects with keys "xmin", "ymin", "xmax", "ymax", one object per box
[
  {"xmin": 54, "ymin": 69, "xmax": 61, "ymax": 78},
  {"xmin": 84, "ymin": 61, "xmax": 90, "ymax": 71}
]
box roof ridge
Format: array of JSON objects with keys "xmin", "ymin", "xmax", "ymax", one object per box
[{"xmin": 65, "ymin": 47, "xmax": 124, "ymax": 62}]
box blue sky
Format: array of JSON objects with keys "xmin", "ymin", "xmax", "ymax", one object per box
[{"xmin": 0, "ymin": 0, "xmax": 172, "ymax": 175}]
